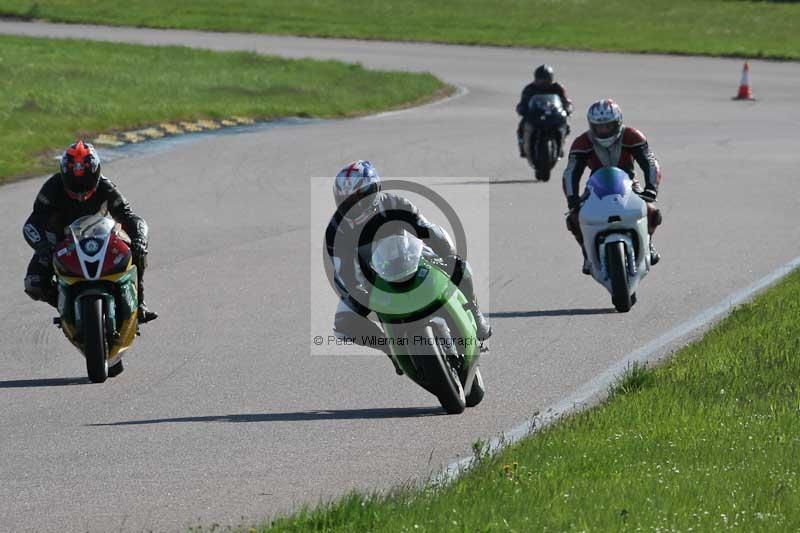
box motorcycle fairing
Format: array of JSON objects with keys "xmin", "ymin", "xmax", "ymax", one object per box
[
  {"xmin": 56, "ymin": 267, "xmax": 139, "ymax": 361},
  {"xmin": 374, "ymin": 262, "xmax": 480, "ymax": 393},
  {"xmin": 579, "ymin": 169, "xmax": 650, "ymax": 294},
  {"xmin": 53, "ymin": 215, "xmax": 139, "ymax": 363}
]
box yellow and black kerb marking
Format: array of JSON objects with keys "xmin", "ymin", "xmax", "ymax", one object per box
[{"xmin": 93, "ymin": 117, "xmax": 256, "ymax": 147}]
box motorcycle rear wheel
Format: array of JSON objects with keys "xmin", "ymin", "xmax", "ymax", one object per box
[
  {"xmin": 410, "ymin": 325, "xmax": 465, "ymax": 414},
  {"xmin": 607, "ymin": 241, "xmax": 632, "ymax": 313},
  {"xmin": 83, "ymin": 296, "xmax": 109, "ymax": 383}
]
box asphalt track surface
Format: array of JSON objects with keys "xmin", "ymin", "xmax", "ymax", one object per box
[{"xmin": 1, "ymin": 21, "xmax": 799, "ymax": 532}]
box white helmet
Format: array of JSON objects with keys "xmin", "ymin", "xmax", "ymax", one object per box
[
  {"xmin": 587, "ymin": 99, "xmax": 623, "ymax": 148},
  {"xmin": 333, "ymin": 160, "xmax": 381, "ymax": 225}
]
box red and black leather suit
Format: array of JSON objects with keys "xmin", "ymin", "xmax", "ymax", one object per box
[{"xmin": 562, "ymin": 127, "xmax": 662, "ymax": 243}]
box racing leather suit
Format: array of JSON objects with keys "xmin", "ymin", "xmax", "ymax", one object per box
[{"xmin": 23, "ymin": 174, "xmax": 150, "ymax": 309}]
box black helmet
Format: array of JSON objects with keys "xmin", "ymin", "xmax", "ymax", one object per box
[{"xmin": 534, "ymin": 64, "xmax": 554, "ymax": 83}]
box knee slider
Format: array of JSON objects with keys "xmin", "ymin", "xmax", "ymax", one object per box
[
  {"xmin": 651, "ymin": 208, "xmax": 663, "ymax": 227},
  {"xmin": 647, "ymin": 204, "xmax": 663, "ymax": 232}
]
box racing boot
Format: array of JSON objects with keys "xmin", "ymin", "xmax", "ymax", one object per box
[
  {"xmin": 138, "ymin": 302, "xmax": 159, "ymax": 324},
  {"xmin": 137, "ymin": 279, "xmax": 158, "ymax": 324},
  {"xmin": 134, "ymin": 253, "xmax": 158, "ymax": 324},
  {"xmin": 650, "ymin": 241, "xmax": 661, "ymax": 266},
  {"xmin": 466, "ymin": 300, "xmax": 492, "ymax": 341}
]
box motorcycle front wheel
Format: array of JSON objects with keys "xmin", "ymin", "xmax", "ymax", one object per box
[
  {"xmin": 410, "ymin": 325, "xmax": 465, "ymax": 414},
  {"xmin": 535, "ymin": 167, "xmax": 551, "ymax": 181},
  {"xmin": 533, "ymin": 137, "xmax": 555, "ymax": 181},
  {"xmin": 607, "ymin": 241, "xmax": 632, "ymax": 313},
  {"xmin": 83, "ymin": 296, "xmax": 109, "ymax": 383}
]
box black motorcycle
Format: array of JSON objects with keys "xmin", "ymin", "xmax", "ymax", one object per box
[{"xmin": 522, "ymin": 94, "xmax": 569, "ymax": 182}]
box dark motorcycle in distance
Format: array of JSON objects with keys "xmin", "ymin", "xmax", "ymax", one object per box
[{"xmin": 522, "ymin": 94, "xmax": 569, "ymax": 182}]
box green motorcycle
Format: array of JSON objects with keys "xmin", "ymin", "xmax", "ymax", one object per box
[{"xmin": 367, "ymin": 233, "xmax": 486, "ymax": 414}]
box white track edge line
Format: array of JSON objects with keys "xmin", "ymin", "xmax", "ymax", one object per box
[{"xmin": 441, "ymin": 254, "xmax": 800, "ymax": 480}]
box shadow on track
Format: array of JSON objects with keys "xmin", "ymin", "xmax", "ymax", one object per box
[
  {"xmin": 488, "ymin": 308, "xmax": 616, "ymax": 318},
  {"xmin": 88, "ymin": 406, "xmax": 443, "ymax": 426},
  {"xmin": 0, "ymin": 377, "xmax": 87, "ymax": 388}
]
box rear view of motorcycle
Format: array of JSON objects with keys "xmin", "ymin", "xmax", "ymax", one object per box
[
  {"xmin": 366, "ymin": 233, "xmax": 486, "ymax": 414},
  {"xmin": 523, "ymin": 94, "xmax": 569, "ymax": 181},
  {"xmin": 52, "ymin": 215, "xmax": 140, "ymax": 382},
  {"xmin": 578, "ymin": 167, "xmax": 651, "ymax": 312}
]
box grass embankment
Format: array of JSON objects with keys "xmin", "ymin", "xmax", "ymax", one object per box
[
  {"xmin": 0, "ymin": 35, "xmax": 447, "ymax": 182},
  {"xmin": 2, "ymin": 0, "xmax": 799, "ymax": 60},
  {"xmin": 263, "ymin": 269, "xmax": 800, "ymax": 531}
]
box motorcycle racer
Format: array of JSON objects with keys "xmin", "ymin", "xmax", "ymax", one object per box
[
  {"xmin": 562, "ymin": 99, "xmax": 663, "ymax": 274},
  {"xmin": 22, "ymin": 140, "xmax": 158, "ymax": 323},
  {"xmin": 516, "ymin": 64, "xmax": 574, "ymax": 158},
  {"xmin": 325, "ymin": 160, "xmax": 491, "ymax": 368}
]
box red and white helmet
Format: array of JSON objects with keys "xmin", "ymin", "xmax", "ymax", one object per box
[
  {"xmin": 587, "ymin": 99, "xmax": 624, "ymax": 148},
  {"xmin": 333, "ymin": 160, "xmax": 381, "ymax": 225}
]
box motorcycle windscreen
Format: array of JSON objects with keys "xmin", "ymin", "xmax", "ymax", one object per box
[
  {"xmin": 69, "ymin": 215, "xmax": 115, "ymax": 243},
  {"xmin": 527, "ymin": 94, "xmax": 564, "ymax": 113},
  {"xmin": 588, "ymin": 167, "xmax": 629, "ymax": 199},
  {"xmin": 370, "ymin": 233, "xmax": 423, "ymax": 283}
]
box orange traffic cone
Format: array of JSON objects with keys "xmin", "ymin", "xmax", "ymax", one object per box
[{"xmin": 733, "ymin": 62, "xmax": 755, "ymax": 101}]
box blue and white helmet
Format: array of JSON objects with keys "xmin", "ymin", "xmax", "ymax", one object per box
[
  {"xmin": 333, "ymin": 160, "xmax": 381, "ymax": 225},
  {"xmin": 587, "ymin": 99, "xmax": 624, "ymax": 148}
]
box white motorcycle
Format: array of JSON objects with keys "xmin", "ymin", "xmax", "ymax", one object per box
[{"xmin": 579, "ymin": 167, "xmax": 650, "ymax": 312}]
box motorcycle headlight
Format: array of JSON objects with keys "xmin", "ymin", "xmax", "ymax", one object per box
[{"xmin": 81, "ymin": 238, "xmax": 101, "ymax": 255}]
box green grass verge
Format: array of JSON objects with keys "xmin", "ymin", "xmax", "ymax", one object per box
[
  {"xmin": 0, "ymin": 35, "xmax": 447, "ymax": 182},
  {"xmin": 262, "ymin": 268, "xmax": 800, "ymax": 531},
  {"xmin": 2, "ymin": 1, "xmax": 800, "ymax": 59}
]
